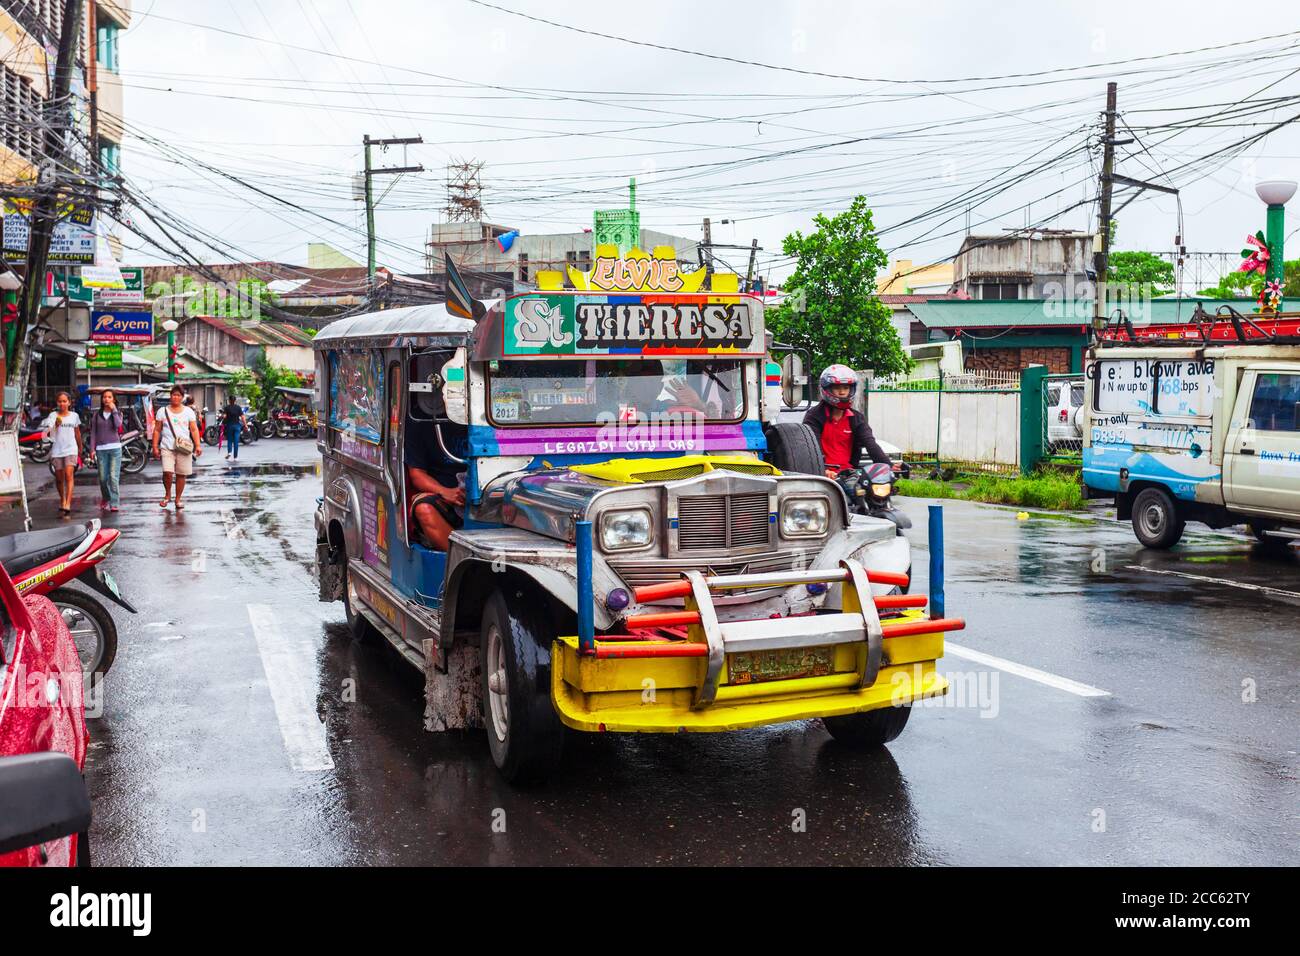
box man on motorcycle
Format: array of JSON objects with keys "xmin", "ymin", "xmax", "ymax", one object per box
[{"xmin": 803, "ymin": 364, "xmax": 892, "ymax": 479}]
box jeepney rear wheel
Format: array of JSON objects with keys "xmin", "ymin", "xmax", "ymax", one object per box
[
  {"xmin": 1132, "ymin": 487, "xmax": 1184, "ymax": 549},
  {"xmin": 480, "ymin": 588, "xmax": 565, "ymax": 784},
  {"xmin": 342, "ymin": 560, "xmax": 380, "ymax": 645},
  {"xmin": 822, "ymin": 705, "xmax": 912, "ymax": 748}
]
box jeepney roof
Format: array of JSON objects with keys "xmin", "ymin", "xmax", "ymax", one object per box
[{"xmin": 312, "ymin": 303, "xmax": 475, "ymax": 348}]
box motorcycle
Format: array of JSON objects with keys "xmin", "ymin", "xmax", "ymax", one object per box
[
  {"xmin": 0, "ymin": 519, "xmax": 135, "ymax": 680},
  {"xmin": 17, "ymin": 424, "xmax": 51, "ymax": 463},
  {"xmin": 46, "ymin": 430, "xmax": 148, "ymax": 476},
  {"xmin": 204, "ymin": 412, "xmax": 259, "ymax": 448},
  {"xmin": 836, "ymin": 462, "xmax": 912, "ymax": 533}
]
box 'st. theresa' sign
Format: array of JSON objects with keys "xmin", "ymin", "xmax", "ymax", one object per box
[{"xmin": 503, "ymin": 293, "xmax": 763, "ymax": 356}]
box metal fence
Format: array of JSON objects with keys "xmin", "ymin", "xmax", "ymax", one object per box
[
  {"xmin": 1041, "ymin": 373, "xmax": 1084, "ymax": 462},
  {"xmin": 865, "ymin": 369, "xmax": 1022, "ymax": 476}
]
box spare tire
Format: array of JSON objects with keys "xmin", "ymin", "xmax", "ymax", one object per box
[{"xmin": 765, "ymin": 421, "xmax": 825, "ymax": 475}]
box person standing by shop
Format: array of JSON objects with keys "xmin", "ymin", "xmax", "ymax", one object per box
[
  {"xmin": 152, "ymin": 384, "xmax": 202, "ymax": 512},
  {"xmin": 42, "ymin": 391, "xmax": 82, "ymax": 517},
  {"xmin": 89, "ymin": 389, "xmax": 125, "ymax": 512},
  {"xmin": 222, "ymin": 396, "xmax": 245, "ymax": 460}
]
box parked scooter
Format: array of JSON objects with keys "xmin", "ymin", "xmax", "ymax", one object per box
[
  {"xmin": 836, "ymin": 462, "xmax": 912, "ymax": 533},
  {"xmin": 17, "ymin": 424, "xmax": 51, "ymax": 463},
  {"xmin": 47, "ymin": 429, "xmax": 148, "ymax": 477},
  {"xmin": 0, "ymin": 519, "xmax": 136, "ymax": 680}
]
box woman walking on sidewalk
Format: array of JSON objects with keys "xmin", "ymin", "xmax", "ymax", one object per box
[
  {"xmin": 152, "ymin": 384, "xmax": 202, "ymax": 512},
  {"xmin": 42, "ymin": 391, "xmax": 82, "ymax": 517},
  {"xmin": 89, "ymin": 388, "xmax": 125, "ymax": 512},
  {"xmin": 222, "ymin": 397, "xmax": 245, "ymax": 460}
]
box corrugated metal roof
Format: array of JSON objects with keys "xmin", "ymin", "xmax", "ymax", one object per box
[{"xmin": 194, "ymin": 315, "xmax": 315, "ymax": 346}]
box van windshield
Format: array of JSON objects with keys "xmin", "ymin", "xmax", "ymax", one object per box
[{"xmin": 487, "ymin": 358, "xmax": 746, "ymax": 426}]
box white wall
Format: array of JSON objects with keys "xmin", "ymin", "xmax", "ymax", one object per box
[{"xmin": 866, "ymin": 389, "xmax": 1020, "ymax": 469}]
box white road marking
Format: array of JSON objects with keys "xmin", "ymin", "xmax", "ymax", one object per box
[
  {"xmin": 221, "ymin": 509, "xmax": 245, "ymax": 540},
  {"xmin": 945, "ymin": 642, "xmax": 1111, "ymax": 698},
  {"xmin": 247, "ymin": 604, "xmax": 334, "ymax": 772},
  {"xmin": 1125, "ymin": 565, "xmax": 1300, "ymax": 600},
  {"xmin": 160, "ymin": 634, "xmax": 184, "ymax": 642}
]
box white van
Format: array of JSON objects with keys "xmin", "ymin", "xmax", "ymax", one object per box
[{"xmin": 1083, "ymin": 342, "xmax": 1300, "ymax": 548}]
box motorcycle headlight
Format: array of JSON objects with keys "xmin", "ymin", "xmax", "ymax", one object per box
[
  {"xmin": 600, "ymin": 508, "xmax": 653, "ymax": 551},
  {"xmin": 781, "ymin": 496, "xmax": 829, "ymax": 537},
  {"xmin": 870, "ymin": 483, "xmax": 892, "ymax": 498}
]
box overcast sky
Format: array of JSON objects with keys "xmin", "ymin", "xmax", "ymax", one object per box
[{"xmin": 117, "ymin": 1, "xmax": 1300, "ymax": 290}]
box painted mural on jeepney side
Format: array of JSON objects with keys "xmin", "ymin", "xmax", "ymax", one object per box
[
  {"xmin": 504, "ymin": 293, "xmax": 763, "ymax": 358},
  {"xmin": 328, "ymin": 350, "xmax": 385, "ymax": 444}
]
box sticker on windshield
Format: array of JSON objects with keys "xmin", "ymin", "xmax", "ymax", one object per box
[{"xmin": 492, "ymin": 399, "xmax": 520, "ymax": 421}]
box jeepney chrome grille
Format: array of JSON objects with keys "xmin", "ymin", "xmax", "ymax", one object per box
[
  {"xmin": 677, "ymin": 492, "xmax": 771, "ymax": 551},
  {"xmin": 632, "ymin": 464, "xmax": 707, "ymax": 482},
  {"xmin": 610, "ymin": 550, "xmax": 813, "ymax": 592},
  {"xmin": 714, "ymin": 462, "xmax": 777, "ymax": 476}
]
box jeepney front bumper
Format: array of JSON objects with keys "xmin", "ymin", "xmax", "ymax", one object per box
[{"xmin": 551, "ymin": 559, "xmax": 959, "ymax": 733}]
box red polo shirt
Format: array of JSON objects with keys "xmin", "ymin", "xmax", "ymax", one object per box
[{"xmin": 820, "ymin": 408, "xmax": 856, "ymax": 471}]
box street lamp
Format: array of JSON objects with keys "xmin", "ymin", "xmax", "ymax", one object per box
[
  {"xmin": 162, "ymin": 318, "xmax": 179, "ymax": 383},
  {"xmin": 1255, "ymin": 180, "xmax": 1297, "ymax": 310}
]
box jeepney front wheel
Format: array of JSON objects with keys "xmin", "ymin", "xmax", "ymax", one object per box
[
  {"xmin": 822, "ymin": 705, "xmax": 912, "ymax": 748},
  {"xmin": 480, "ymin": 588, "xmax": 565, "ymax": 784}
]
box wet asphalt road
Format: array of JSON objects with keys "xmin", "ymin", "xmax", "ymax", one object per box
[{"xmin": 7, "ymin": 442, "xmax": 1296, "ymax": 866}]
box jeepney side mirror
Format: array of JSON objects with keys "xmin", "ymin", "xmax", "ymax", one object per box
[
  {"xmin": 780, "ymin": 352, "xmax": 807, "ymax": 409},
  {"xmin": 408, "ymin": 347, "xmax": 467, "ymax": 425}
]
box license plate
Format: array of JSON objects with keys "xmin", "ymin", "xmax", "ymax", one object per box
[
  {"xmin": 100, "ymin": 570, "xmax": 122, "ymax": 599},
  {"xmin": 727, "ymin": 645, "xmax": 835, "ymax": 685}
]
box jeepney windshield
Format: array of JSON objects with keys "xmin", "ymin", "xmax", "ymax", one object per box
[{"xmin": 487, "ymin": 358, "xmax": 746, "ymax": 426}]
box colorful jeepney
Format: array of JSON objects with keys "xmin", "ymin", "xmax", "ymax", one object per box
[{"xmin": 314, "ymin": 247, "xmax": 962, "ymax": 782}]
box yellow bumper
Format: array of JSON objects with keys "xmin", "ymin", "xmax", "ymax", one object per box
[{"xmin": 551, "ymin": 613, "xmax": 948, "ymax": 734}]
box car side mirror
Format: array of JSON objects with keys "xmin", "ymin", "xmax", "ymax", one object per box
[{"xmin": 0, "ymin": 753, "xmax": 91, "ymax": 855}]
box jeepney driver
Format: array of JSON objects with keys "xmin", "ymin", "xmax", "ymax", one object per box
[
  {"xmin": 803, "ymin": 364, "xmax": 892, "ymax": 478},
  {"xmin": 405, "ymin": 416, "xmax": 465, "ymax": 551}
]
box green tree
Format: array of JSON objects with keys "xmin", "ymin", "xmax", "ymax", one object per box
[
  {"xmin": 769, "ymin": 195, "xmax": 909, "ymax": 377},
  {"xmin": 1197, "ymin": 258, "xmax": 1300, "ymax": 299},
  {"xmin": 251, "ymin": 352, "xmax": 305, "ymax": 417},
  {"xmin": 1108, "ymin": 251, "xmax": 1175, "ymax": 295},
  {"xmin": 228, "ymin": 367, "xmax": 261, "ymax": 412}
]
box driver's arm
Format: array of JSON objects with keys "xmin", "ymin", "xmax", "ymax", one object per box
[{"xmin": 407, "ymin": 465, "xmax": 464, "ymax": 504}]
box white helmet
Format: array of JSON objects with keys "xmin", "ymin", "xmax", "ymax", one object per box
[{"xmin": 819, "ymin": 364, "xmax": 857, "ymax": 409}]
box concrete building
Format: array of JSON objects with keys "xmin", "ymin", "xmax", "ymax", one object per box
[
  {"xmin": 1, "ymin": 0, "xmax": 131, "ymax": 201},
  {"xmin": 951, "ymin": 229, "xmax": 1094, "ymax": 300},
  {"xmin": 876, "ymin": 259, "xmax": 955, "ymax": 295},
  {"xmin": 423, "ymin": 220, "xmax": 702, "ymax": 296}
]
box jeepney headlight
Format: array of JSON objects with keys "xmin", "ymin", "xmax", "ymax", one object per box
[
  {"xmin": 781, "ymin": 496, "xmax": 829, "ymax": 537},
  {"xmin": 600, "ymin": 508, "xmax": 652, "ymax": 550}
]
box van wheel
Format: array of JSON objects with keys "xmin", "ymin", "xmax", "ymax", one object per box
[
  {"xmin": 1132, "ymin": 487, "xmax": 1184, "ymax": 549},
  {"xmin": 342, "ymin": 561, "xmax": 379, "ymax": 645},
  {"xmin": 480, "ymin": 588, "xmax": 565, "ymax": 784},
  {"xmin": 823, "ymin": 705, "xmax": 911, "ymax": 747}
]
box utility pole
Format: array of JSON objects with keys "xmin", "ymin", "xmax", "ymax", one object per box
[
  {"xmin": 363, "ymin": 134, "xmax": 424, "ymax": 304},
  {"xmin": 745, "ymin": 238, "xmax": 758, "ymax": 292},
  {"xmin": 701, "ymin": 217, "xmax": 713, "ymax": 279},
  {"xmin": 1092, "ymin": 82, "xmax": 1118, "ymax": 336},
  {"xmin": 12, "ymin": 0, "xmax": 84, "ymax": 389}
]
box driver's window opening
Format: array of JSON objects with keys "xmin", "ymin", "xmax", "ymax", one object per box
[
  {"xmin": 404, "ymin": 351, "xmax": 468, "ymax": 553},
  {"xmin": 487, "ymin": 358, "xmax": 746, "ymax": 426}
]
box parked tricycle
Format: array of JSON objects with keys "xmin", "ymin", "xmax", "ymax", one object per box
[{"xmin": 314, "ymin": 249, "xmax": 962, "ymax": 782}]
